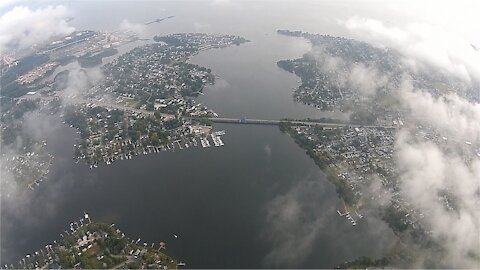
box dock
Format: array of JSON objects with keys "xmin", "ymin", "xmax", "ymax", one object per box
[{"xmin": 96, "ymin": 131, "xmax": 226, "ymax": 168}]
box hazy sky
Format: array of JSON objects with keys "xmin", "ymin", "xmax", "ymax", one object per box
[{"xmin": 2, "ymin": 0, "xmax": 480, "ymax": 78}]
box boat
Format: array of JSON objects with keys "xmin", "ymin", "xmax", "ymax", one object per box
[
  {"xmin": 211, "ymin": 134, "xmax": 220, "ymax": 146},
  {"xmin": 217, "ymin": 136, "xmax": 224, "ymax": 146},
  {"xmin": 214, "ymin": 130, "xmax": 226, "ymax": 136}
]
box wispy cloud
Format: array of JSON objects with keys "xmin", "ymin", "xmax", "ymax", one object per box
[
  {"xmin": 342, "ymin": 16, "xmax": 480, "ymax": 82},
  {"xmin": 262, "ymin": 179, "xmax": 327, "ymax": 267},
  {"xmin": 331, "ymin": 6, "xmax": 480, "ymax": 266},
  {"xmin": 0, "ymin": 5, "xmax": 74, "ymax": 52},
  {"xmin": 119, "ymin": 19, "xmax": 146, "ymax": 35}
]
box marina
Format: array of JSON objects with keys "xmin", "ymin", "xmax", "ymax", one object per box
[
  {"xmin": 336, "ymin": 201, "xmax": 363, "ymax": 227},
  {"xmin": 95, "ymin": 131, "xmax": 227, "ymax": 168},
  {"xmin": 337, "ymin": 209, "xmax": 357, "ymax": 226}
]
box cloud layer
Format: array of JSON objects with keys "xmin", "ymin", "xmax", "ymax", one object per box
[
  {"xmin": 401, "ymin": 81, "xmax": 480, "ymax": 141},
  {"xmin": 119, "ymin": 19, "xmax": 146, "ymax": 35},
  {"xmin": 302, "ymin": 8, "xmax": 480, "ymax": 266},
  {"xmin": 395, "ymin": 129, "xmax": 480, "ymax": 267},
  {"xmin": 343, "ymin": 17, "xmax": 480, "ymax": 83},
  {"xmin": 309, "ymin": 46, "xmax": 389, "ymax": 98},
  {"xmin": 391, "ymin": 72, "xmax": 480, "ymax": 267},
  {"xmin": 262, "ymin": 180, "xmax": 326, "ymax": 267},
  {"xmin": 0, "ymin": 5, "xmax": 74, "ymax": 52}
]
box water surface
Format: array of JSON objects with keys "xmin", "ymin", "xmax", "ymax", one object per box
[{"xmin": 1, "ymin": 1, "xmax": 396, "ymax": 267}]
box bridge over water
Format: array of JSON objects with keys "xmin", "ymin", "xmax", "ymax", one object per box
[{"xmin": 191, "ymin": 117, "xmax": 394, "ymax": 129}]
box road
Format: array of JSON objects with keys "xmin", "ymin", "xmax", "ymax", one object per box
[
  {"xmin": 20, "ymin": 93, "xmax": 393, "ymax": 129},
  {"xmin": 19, "ymin": 93, "xmax": 175, "ymax": 118}
]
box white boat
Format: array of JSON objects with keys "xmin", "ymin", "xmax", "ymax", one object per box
[
  {"xmin": 211, "ymin": 134, "xmax": 220, "ymax": 146},
  {"xmin": 217, "ymin": 136, "xmax": 224, "ymax": 146},
  {"xmin": 214, "ymin": 130, "xmax": 226, "ymax": 136}
]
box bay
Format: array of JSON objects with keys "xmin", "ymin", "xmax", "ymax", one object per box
[{"xmin": 1, "ymin": 1, "xmax": 396, "ymax": 268}]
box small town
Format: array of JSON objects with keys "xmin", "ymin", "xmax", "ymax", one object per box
[
  {"xmin": 2, "ymin": 31, "xmax": 248, "ymax": 169},
  {"xmin": 277, "ymin": 29, "xmax": 480, "ymax": 266},
  {"xmin": 65, "ymin": 101, "xmax": 226, "ymax": 167},
  {"xmin": 0, "ymin": 98, "xmax": 57, "ymax": 194},
  {"xmin": 277, "ymin": 29, "xmax": 479, "ymax": 127},
  {"xmin": 0, "ymin": 142, "xmax": 53, "ymax": 193},
  {"xmin": 61, "ymin": 33, "xmax": 246, "ymax": 166},
  {"xmin": 5, "ymin": 213, "xmax": 179, "ymax": 269}
]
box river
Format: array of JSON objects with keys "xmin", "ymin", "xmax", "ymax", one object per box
[{"xmin": 1, "ymin": 1, "xmax": 396, "ymax": 268}]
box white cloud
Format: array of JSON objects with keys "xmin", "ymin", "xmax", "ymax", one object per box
[
  {"xmin": 338, "ymin": 7, "xmax": 480, "ymax": 264},
  {"xmin": 211, "ymin": 0, "xmax": 232, "ymax": 5},
  {"xmin": 348, "ymin": 63, "xmax": 388, "ymax": 96},
  {"xmin": 386, "ymin": 0, "xmax": 480, "ymax": 45},
  {"xmin": 310, "ymin": 47, "xmax": 388, "ymax": 98},
  {"xmin": 399, "ymin": 80, "xmax": 480, "ymax": 142},
  {"xmin": 342, "ymin": 17, "xmax": 480, "ymax": 82},
  {"xmin": 0, "ymin": 0, "xmax": 23, "ymax": 11},
  {"xmin": 0, "ymin": 5, "xmax": 74, "ymax": 52},
  {"xmin": 389, "ymin": 75, "xmax": 480, "ymax": 267},
  {"xmin": 119, "ymin": 19, "xmax": 146, "ymax": 35},
  {"xmin": 262, "ymin": 180, "xmax": 325, "ymax": 267},
  {"xmin": 395, "ymin": 129, "xmax": 480, "ymax": 267},
  {"xmin": 62, "ymin": 63, "xmax": 104, "ymax": 104},
  {"xmin": 193, "ymin": 22, "xmax": 211, "ymax": 33}
]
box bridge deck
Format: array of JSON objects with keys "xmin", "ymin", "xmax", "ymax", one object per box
[{"xmin": 190, "ymin": 117, "xmax": 394, "ymax": 129}]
